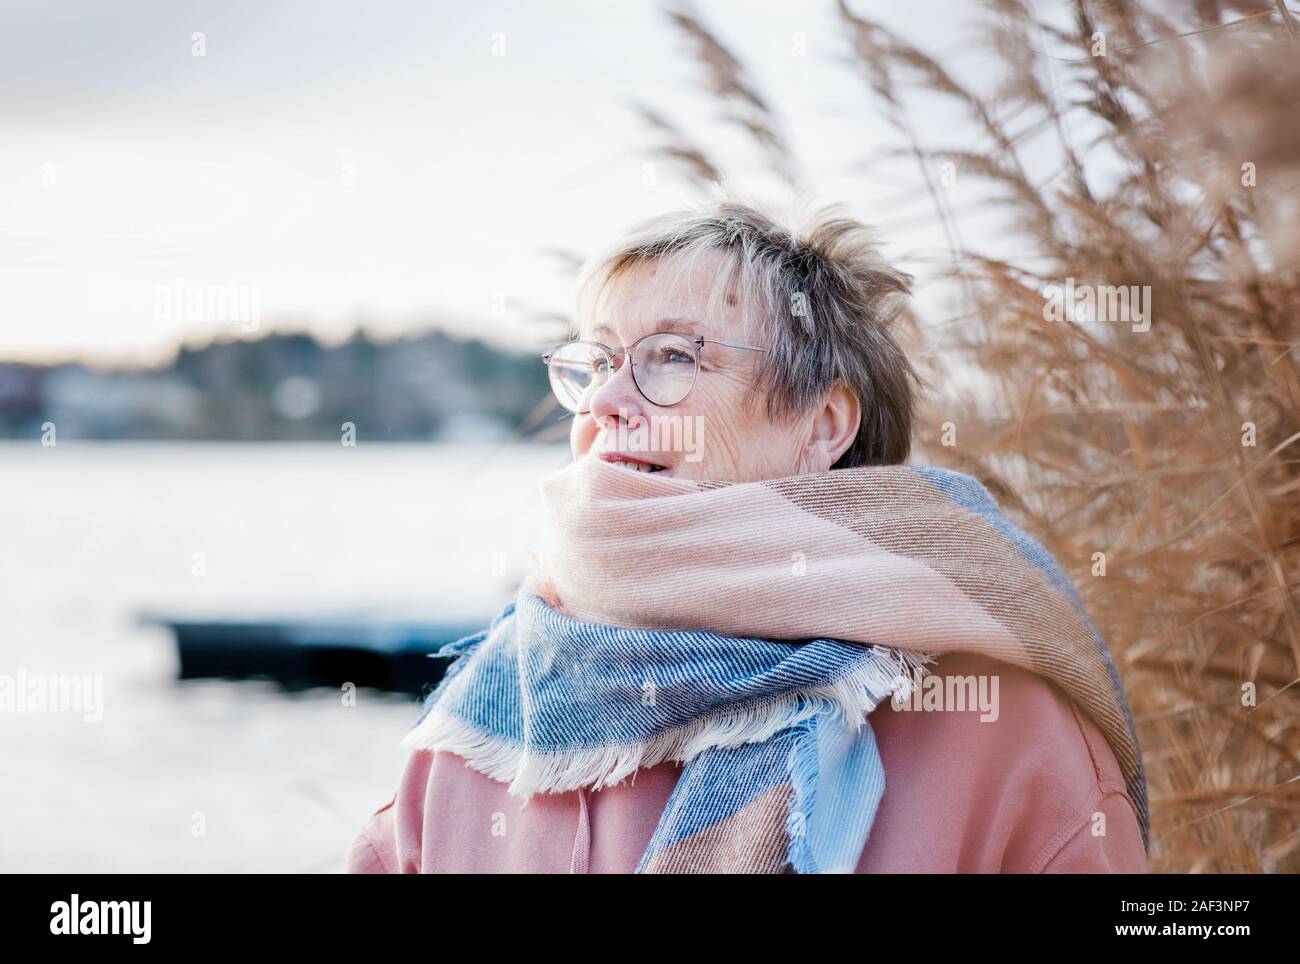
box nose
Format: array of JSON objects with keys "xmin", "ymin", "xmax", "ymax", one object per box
[{"xmin": 586, "ymin": 349, "xmax": 647, "ymax": 424}]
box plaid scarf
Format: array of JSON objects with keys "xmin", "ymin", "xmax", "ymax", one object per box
[{"xmin": 403, "ymin": 456, "xmax": 1149, "ymax": 872}]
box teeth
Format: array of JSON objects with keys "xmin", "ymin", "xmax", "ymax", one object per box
[{"xmin": 615, "ymin": 460, "xmax": 662, "ymax": 473}]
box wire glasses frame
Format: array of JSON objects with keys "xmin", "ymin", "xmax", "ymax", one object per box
[{"xmin": 541, "ymin": 330, "xmax": 768, "ymax": 414}]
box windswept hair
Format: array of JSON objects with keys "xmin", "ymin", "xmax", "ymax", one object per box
[{"xmin": 574, "ymin": 188, "xmax": 919, "ymax": 466}]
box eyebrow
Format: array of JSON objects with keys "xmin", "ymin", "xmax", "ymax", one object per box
[{"xmin": 590, "ymin": 317, "xmax": 702, "ymax": 341}]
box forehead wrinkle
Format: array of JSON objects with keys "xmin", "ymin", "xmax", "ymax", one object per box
[{"xmin": 591, "ymin": 316, "xmax": 712, "ymax": 342}]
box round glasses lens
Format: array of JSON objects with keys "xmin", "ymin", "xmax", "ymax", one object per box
[
  {"xmin": 632, "ymin": 333, "xmax": 698, "ymax": 406},
  {"xmin": 547, "ymin": 341, "xmax": 609, "ymax": 413}
]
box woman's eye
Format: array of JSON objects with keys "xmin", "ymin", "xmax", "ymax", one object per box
[{"xmin": 660, "ymin": 349, "xmax": 693, "ymax": 364}]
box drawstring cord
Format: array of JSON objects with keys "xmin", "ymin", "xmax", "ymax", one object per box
[{"xmin": 570, "ymin": 786, "xmax": 591, "ymax": 874}]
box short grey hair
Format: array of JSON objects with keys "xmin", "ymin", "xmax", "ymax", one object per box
[{"xmin": 573, "ymin": 192, "xmax": 919, "ymax": 467}]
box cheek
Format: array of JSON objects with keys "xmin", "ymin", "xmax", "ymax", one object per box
[
  {"xmin": 570, "ymin": 415, "xmax": 597, "ymax": 458},
  {"xmin": 690, "ymin": 383, "xmax": 784, "ymax": 465}
]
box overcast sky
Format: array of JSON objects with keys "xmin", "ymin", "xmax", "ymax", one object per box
[{"xmin": 1, "ymin": 0, "xmax": 1031, "ymax": 367}]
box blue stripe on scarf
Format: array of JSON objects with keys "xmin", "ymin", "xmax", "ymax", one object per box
[
  {"xmin": 790, "ymin": 712, "xmax": 886, "ymax": 873},
  {"xmin": 635, "ymin": 734, "xmax": 797, "ymax": 871}
]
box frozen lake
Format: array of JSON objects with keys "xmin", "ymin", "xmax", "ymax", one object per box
[{"xmin": 0, "ymin": 440, "xmax": 570, "ymax": 872}]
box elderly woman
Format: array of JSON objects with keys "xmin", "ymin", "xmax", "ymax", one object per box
[{"xmin": 347, "ymin": 195, "xmax": 1149, "ymax": 874}]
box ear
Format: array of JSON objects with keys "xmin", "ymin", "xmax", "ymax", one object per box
[{"xmin": 799, "ymin": 382, "xmax": 861, "ymax": 473}]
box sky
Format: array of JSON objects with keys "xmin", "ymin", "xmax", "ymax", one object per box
[{"xmin": 0, "ymin": 0, "xmax": 1034, "ymax": 367}]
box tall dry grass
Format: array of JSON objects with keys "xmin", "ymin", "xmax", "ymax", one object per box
[{"xmin": 639, "ymin": 0, "xmax": 1300, "ymax": 872}]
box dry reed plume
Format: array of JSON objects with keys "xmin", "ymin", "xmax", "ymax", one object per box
[{"xmin": 636, "ymin": 0, "xmax": 1300, "ymax": 872}]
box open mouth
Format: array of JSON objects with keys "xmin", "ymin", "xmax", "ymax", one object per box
[{"xmin": 599, "ymin": 453, "xmax": 669, "ymax": 474}]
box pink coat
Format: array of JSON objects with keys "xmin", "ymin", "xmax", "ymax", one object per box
[{"xmin": 346, "ymin": 651, "xmax": 1148, "ymax": 873}]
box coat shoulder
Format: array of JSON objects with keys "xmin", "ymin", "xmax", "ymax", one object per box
[{"xmin": 863, "ymin": 650, "xmax": 1146, "ymax": 872}]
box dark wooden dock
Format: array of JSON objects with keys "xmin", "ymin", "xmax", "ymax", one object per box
[{"xmin": 148, "ymin": 616, "xmax": 488, "ymax": 697}]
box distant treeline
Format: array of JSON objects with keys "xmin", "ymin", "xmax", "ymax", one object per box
[{"xmin": 0, "ymin": 329, "xmax": 554, "ymax": 442}]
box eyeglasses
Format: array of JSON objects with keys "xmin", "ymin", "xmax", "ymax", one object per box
[{"xmin": 541, "ymin": 330, "xmax": 768, "ymax": 414}]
